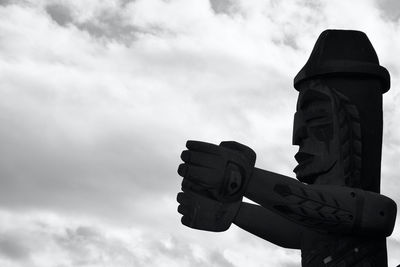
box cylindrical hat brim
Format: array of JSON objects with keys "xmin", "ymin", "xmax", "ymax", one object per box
[{"xmin": 294, "ymin": 60, "xmax": 390, "ymax": 93}]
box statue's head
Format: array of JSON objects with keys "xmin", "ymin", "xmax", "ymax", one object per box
[
  {"xmin": 292, "ymin": 29, "xmax": 390, "ymax": 192},
  {"xmin": 293, "ymin": 80, "xmax": 357, "ymax": 186}
]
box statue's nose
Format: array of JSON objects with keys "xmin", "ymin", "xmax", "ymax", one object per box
[
  {"xmin": 293, "ymin": 111, "xmax": 308, "ymax": 145},
  {"xmin": 293, "ymin": 124, "xmax": 307, "ymax": 146}
]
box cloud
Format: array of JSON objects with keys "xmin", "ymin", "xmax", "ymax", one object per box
[
  {"xmin": 376, "ymin": 0, "xmax": 400, "ymax": 22},
  {"xmin": 0, "ymin": 211, "xmax": 252, "ymax": 267},
  {"xmin": 208, "ymin": 251, "xmax": 236, "ymax": 267},
  {"xmin": 282, "ymin": 262, "xmax": 300, "ymax": 267},
  {"xmin": 0, "ymin": 235, "xmax": 30, "ymax": 262},
  {"xmin": 0, "ymin": 0, "xmax": 298, "ymax": 219},
  {"xmin": 0, "ymin": 0, "xmax": 399, "ymax": 266},
  {"xmin": 387, "ymin": 237, "xmax": 400, "ymax": 266},
  {"xmin": 209, "ymin": 0, "xmax": 238, "ymax": 15},
  {"xmin": 45, "ymin": 3, "xmax": 73, "ymax": 26},
  {"xmin": 45, "ymin": 1, "xmax": 140, "ymax": 43}
]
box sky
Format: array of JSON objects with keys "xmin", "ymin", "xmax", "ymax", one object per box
[{"xmin": 0, "ymin": 0, "xmax": 399, "ymax": 266}]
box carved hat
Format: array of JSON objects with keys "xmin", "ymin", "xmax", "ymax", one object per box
[{"xmin": 294, "ymin": 29, "xmax": 390, "ymax": 93}]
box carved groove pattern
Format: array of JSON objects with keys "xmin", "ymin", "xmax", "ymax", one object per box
[
  {"xmin": 273, "ymin": 184, "xmax": 353, "ymax": 229},
  {"xmin": 331, "ymin": 89, "xmax": 362, "ymax": 187}
]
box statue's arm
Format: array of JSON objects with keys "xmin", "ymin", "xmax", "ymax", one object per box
[
  {"xmin": 176, "ymin": 140, "xmax": 396, "ymax": 238},
  {"xmin": 244, "ymin": 167, "xmax": 397, "ymax": 237},
  {"xmin": 233, "ymin": 202, "xmax": 306, "ymax": 249}
]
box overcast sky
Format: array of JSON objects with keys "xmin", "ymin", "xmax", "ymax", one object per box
[{"xmin": 0, "ymin": 0, "xmax": 400, "ymax": 266}]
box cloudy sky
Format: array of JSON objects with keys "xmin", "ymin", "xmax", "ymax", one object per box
[{"xmin": 0, "ymin": 0, "xmax": 400, "ymax": 266}]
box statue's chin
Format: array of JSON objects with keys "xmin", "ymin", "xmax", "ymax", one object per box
[{"xmin": 294, "ymin": 160, "xmax": 337, "ymax": 184}]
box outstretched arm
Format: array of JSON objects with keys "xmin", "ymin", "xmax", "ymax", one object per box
[
  {"xmin": 177, "ymin": 140, "xmax": 396, "ymax": 240},
  {"xmin": 233, "ymin": 202, "xmax": 306, "ymax": 249},
  {"xmin": 245, "ymin": 167, "xmax": 397, "ymax": 237}
]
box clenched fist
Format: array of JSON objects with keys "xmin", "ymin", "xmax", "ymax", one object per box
[
  {"xmin": 176, "ymin": 140, "xmax": 256, "ymax": 232},
  {"xmin": 178, "ymin": 140, "xmax": 256, "ymax": 202},
  {"xmin": 177, "ymin": 189, "xmax": 242, "ymax": 232}
]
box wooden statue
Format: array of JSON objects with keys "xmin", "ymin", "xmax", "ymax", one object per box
[{"xmin": 177, "ymin": 29, "xmax": 397, "ymax": 266}]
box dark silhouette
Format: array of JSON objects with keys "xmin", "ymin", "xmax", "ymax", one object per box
[{"xmin": 177, "ymin": 29, "xmax": 397, "ymax": 266}]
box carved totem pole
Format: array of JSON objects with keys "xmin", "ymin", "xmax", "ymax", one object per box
[{"xmin": 177, "ymin": 30, "xmax": 397, "ymax": 266}]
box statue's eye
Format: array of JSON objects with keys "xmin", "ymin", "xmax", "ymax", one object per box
[
  {"xmin": 303, "ymin": 111, "xmax": 333, "ymax": 141},
  {"xmin": 304, "ymin": 110, "xmax": 332, "ymax": 125},
  {"xmin": 309, "ymin": 124, "xmax": 333, "ymax": 141}
]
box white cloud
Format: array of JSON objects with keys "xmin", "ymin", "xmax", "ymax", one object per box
[
  {"xmin": 0, "ymin": 0, "xmax": 399, "ymax": 266},
  {"xmin": 0, "ymin": 210, "xmax": 301, "ymax": 267}
]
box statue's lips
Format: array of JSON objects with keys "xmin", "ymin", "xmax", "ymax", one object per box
[
  {"xmin": 293, "ymin": 152, "xmax": 314, "ymax": 173},
  {"xmin": 293, "ymin": 154, "xmax": 337, "ymax": 182}
]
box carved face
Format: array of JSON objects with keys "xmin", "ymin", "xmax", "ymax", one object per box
[{"xmin": 292, "ymin": 82, "xmax": 344, "ymax": 184}]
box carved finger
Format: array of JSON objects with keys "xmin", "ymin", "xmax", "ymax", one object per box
[
  {"xmin": 177, "ymin": 204, "xmax": 189, "ymax": 216},
  {"xmin": 180, "ymin": 150, "xmax": 223, "ymax": 169},
  {"xmin": 186, "ymin": 140, "xmax": 220, "ymax": 155}
]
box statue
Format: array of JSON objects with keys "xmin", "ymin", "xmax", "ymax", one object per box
[{"xmin": 176, "ymin": 29, "xmax": 397, "ymax": 266}]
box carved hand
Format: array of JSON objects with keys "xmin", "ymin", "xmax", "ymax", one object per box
[
  {"xmin": 178, "ymin": 140, "xmax": 256, "ymax": 202},
  {"xmin": 177, "ymin": 188, "xmax": 242, "ymax": 232},
  {"xmin": 176, "ymin": 140, "xmax": 256, "ymax": 232}
]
